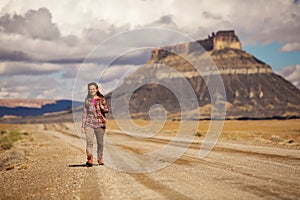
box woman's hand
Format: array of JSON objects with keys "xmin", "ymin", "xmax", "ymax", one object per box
[
  {"xmin": 100, "ymin": 104, "xmax": 105, "ymax": 110},
  {"xmin": 81, "ymin": 127, "xmax": 86, "ymax": 134}
]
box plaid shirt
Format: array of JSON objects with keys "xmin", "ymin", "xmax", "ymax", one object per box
[{"xmin": 82, "ymin": 96, "xmax": 109, "ymax": 129}]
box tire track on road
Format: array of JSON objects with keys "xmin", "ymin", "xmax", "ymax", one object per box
[
  {"xmin": 107, "ymin": 130, "xmax": 300, "ymax": 199},
  {"xmin": 130, "ymin": 173, "xmax": 193, "ymax": 200}
]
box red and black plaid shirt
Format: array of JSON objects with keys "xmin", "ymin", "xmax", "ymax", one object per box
[{"xmin": 82, "ymin": 96, "xmax": 109, "ymax": 129}]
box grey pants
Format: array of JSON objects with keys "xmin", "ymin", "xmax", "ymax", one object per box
[{"xmin": 85, "ymin": 126, "xmax": 105, "ymax": 159}]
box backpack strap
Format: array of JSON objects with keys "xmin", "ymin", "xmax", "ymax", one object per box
[{"xmin": 97, "ymin": 95, "xmax": 105, "ymax": 117}]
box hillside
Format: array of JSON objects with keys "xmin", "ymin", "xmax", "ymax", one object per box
[
  {"xmin": 0, "ymin": 99, "xmax": 82, "ymax": 123},
  {"xmin": 108, "ymin": 30, "xmax": 300, "ymax": 120}
]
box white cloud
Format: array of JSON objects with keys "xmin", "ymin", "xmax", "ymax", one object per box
[
  {"xmin": 276, "ymin": 65, "xmax": 300, "ymax": 89},
  {"xmin": 0, "ymin": 7, "xmax": 60, "ymax": 40},
  {"xmin": 0, "ymin": 61, "xmax": 79, "ymax": 99},
  {"xmin": 0, "ymin": 61, "xmax": 64, "ymax": 76},
  {"xmin": 0, "ymin": 73, "xmax": 76, "ymax": 99},
  {"xmin": 231, "ymin": 0, "xmax": 300, "ymax": 48},
  {"xmin": 73, "ymin": 63, "xmax": 138, "ymax": 90},
  {"xmin": 71, "ymin": 64, "xmax": 139, "ymax": 101},
  {"xmin": 1, "ymin": 0, "xmax": 299, "ymax": 61},
  {"xmin": 0, "ymin": 30, "xmax": 91, "ymax": 62},
  {"xmin": 280, "ymin": 42, "xmax": 300, "ymax": 52},
  {"xmin": 0, "ymin": 0, "xmax": 295, "ymax": 39}
]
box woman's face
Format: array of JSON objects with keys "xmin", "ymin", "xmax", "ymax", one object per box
[{"xmin": 88, "ymin": 85, "xmax": 98, "ymax": 97}]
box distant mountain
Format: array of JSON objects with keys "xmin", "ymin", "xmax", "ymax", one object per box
[
  {"xmin": 0, "ymin": 99, "xmax": 56, "ymax": 108},
  {"xmin": 0, "ymin": 99, "xmax": 82, "ymax": 118},
  {"xmin": 107, "ymin": 30, "xmax": 300, "ymax": 120}
]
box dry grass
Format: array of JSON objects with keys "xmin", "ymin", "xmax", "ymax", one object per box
[
  {"xmin": 107, "ymin": 119, "xmax": 300, "ymax": 147},
  {"xmin": 219, "ymin": 119, "xmax": 300, "ymax": 146},
  {"xmin": 0, "ymin": 125, "xmax": 32, "ymax": 171},
  {"xmin": 0, "ymin": 130, "xmax": 28, "ymax": 150}
]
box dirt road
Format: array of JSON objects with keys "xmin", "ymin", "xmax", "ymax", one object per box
[{"xmin": 1, "ymin": 122, "xmax": 300, "ymax": 199}]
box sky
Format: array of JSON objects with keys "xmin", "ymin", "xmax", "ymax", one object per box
[{"xmin": 0, "ymin": 0, "xmax": 299, "ymax": 100}]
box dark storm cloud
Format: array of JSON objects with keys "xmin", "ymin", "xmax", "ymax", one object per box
[
  {"xmin": 0, "ymin": 7, "xmax": 60, "ymax": 40},
  {"xmin": 202, "ymin": 11, "xmax": 222, "ymax": 20},
  {"xmin": 47, "ymin": 58, "xmax": 85, "ymax": 64},
  {"xmin": 146, "ymin": 15, "xmax": 178, "ymax": 29},
  {"xmin": 157, "ymin": 15, "xmax": 176, "ymax": 25},
  {"xmin": 157, "ymin": 15, "xmax": 174, "ymax": 24},
  {"xmin": 0, "ymin": 62, "xmax": 62, "ymax": 76},
  {"xmin": 46, "ymin": 49, "xmax": 150, "ymax": 65},
  {"xmin": 0, "ymin": 49, "xmax": 32, "ymax": 61}
]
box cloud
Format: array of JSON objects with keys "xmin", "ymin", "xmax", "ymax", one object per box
[
  {"xmin": 202, "ymin": 11, "xmax": 222, "ymax": 20},
  {"xmin": 115, "ymin": 51, "xmax": 151, "ymax": 65},
  {"xmin": 0, "ymin": 7, "xmax": 150, "ymax": 63},
  {"xmin": 231, "ymin": 0, "xmax": 300, "ymax": 50},
  {"xmin": 0, "ymin": 1, "xmax": 299, "ymax": 62},
  {"xmin": 280, "ymin": 42, "xmax": 300, "ymax": 52},
  {"xmin": 70, "ymin": 63, "xmax": 138, "ymax": 83},
  {"xmin": 0, "ymin": 65, "xmax": 80, "ymax": 99},
  {"xmin": 0, "ymin": 30, "xmax": 89, "ymax": 62},
  {"xmin": 0, "ymin": 75, "xmax": 64, "ymax": 99},
  {"xmin": 70, "ymin": 63, "xmax": 140, "ymax": 100},
  {"xmin": 0, "ymin": 61, "xmax": 66, "ymax": 76},
  {"xmin": 0, "ymin": 7, "xmax": 91, "ymax": 63},
  {"xmin": 1, "ymin": 0, "xmax": 299, "ymax": 46},
  {"xmin": 82, "ymin": 21, "xmax": 130, "ymax": 44},
  {"xmin": 0, "ymin": 7, "xmax": 60, "ymax": 40},
  {"xmin": 276, "ymin": 65, "xmax": 300, "ymax": 89},
  {"xmin": 0, "ymin": 49, "xmax": 32, "ymax": 61},
  {"xmin": 146, "ymin": 15, "xmax": 178, "ymax": 30}
]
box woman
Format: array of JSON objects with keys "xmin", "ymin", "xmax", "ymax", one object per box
[{"xmin": 81, "ymin": 82, "xmax": 109, "ymax": 166}]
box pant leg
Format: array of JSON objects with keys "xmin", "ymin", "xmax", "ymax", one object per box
[
  {"xmin": 94, "ymin": 127, "xmax": 105, "ymax": 159},
  {"xmin": 85, "ymin": 126, "xmax": 94, "ymax": 157}
]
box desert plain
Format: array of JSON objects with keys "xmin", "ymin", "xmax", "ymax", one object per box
[{"xmin": 0, "ymin": 119, "xmax": 299, "ymax": 199}]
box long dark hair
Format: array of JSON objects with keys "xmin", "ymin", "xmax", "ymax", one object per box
[{"xmin": 86, "ymin": 82, "xmax": 102, "ymax": 98}]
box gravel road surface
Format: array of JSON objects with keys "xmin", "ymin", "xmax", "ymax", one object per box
[{"xmin": 1, "ymin": 123, "xmax": 299, "ymax": 199}]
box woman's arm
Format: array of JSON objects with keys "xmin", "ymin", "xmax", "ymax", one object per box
[{"xmin": 100, "ymin": 96, "xmax": 109, "ymax": 113}]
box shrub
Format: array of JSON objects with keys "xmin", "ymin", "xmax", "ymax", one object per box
[
  {"xmin": 0, "ymin": 130, "xmax": 25, "ymax": 150},
  {"xmin": 194, "ymin": 131, "xmax": 202, "ymax": 137}
]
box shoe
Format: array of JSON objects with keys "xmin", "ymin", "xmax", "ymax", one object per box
[
  {"xmin": 86, "ymin": 155, "xmax": 93, "ymax": 167},
  {"xmin": 98, "ymin": 158, "xmax": 104, "ymax": 165}
]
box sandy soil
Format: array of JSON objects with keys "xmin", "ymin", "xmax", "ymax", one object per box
[{"xmin": 0, "ymin": 119, "xmax": 300, "ymax": 199}]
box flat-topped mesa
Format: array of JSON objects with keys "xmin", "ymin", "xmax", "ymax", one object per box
[
  {"xmin": 151, "ymin": 30, "xmax": 242, "ymax": 59},
  {"xmin": 149, "ymin": 30, "xmax": 272, "ymax": 75},
  {"xmin": 194, "ymin": 30, "xmax": 242, "ymax": 51},
  {"xmin": 211, "ymin": 30, "xmax": 242, "ymax": 50}
]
